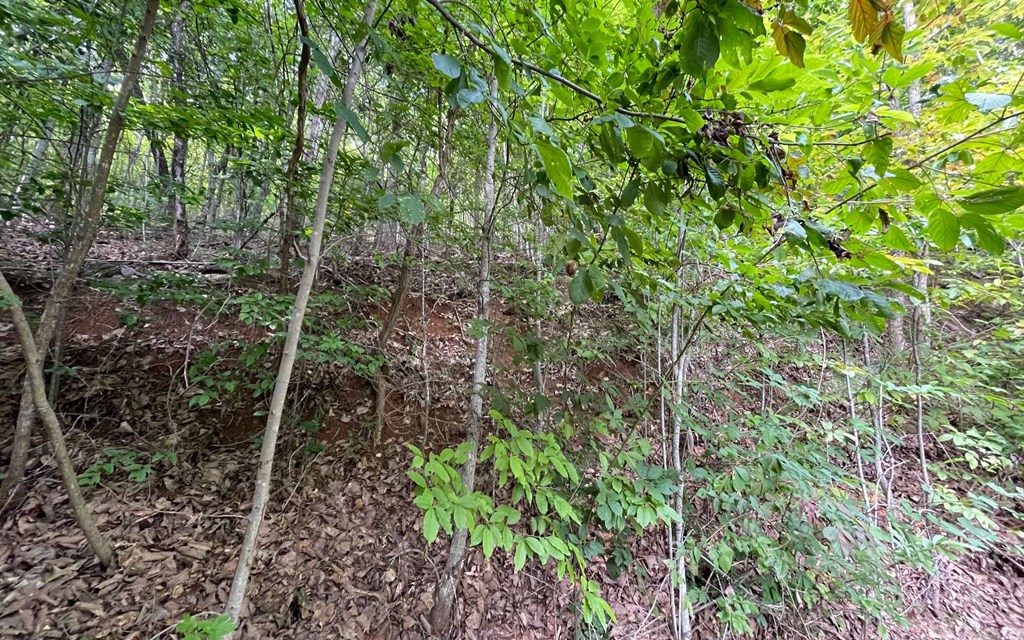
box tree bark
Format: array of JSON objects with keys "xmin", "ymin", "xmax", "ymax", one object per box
[
  {"xmin": 669, "ymin": 219, "xmax": 692, "ymax": 640},
  {"xmin": 0, "ymin": 271, "xmax": 113, "ymax": 566},
  {"xmin": 203, "ymin": 147, "xmax": 230, "ymax": 224},
  {"xmin": 223, "ymin": 0, "xmax": 377, "ymax": 629},
  {"xmin": 170, "ymin": 3, "xmax": 190, "ymax": 259},
  {"xmin": 13, "ymin": 118, "xmax": 54, "ymax": 201},
  {"xmin": 429, "ymin": 77, "xmax": 498, "ymax": 633},
  {"xmin": 0, "ymin": 0, "xmax": 161, "ymax": 507},
  {"xmin": 279, "ymin": 0, "xmax": 311, "ymax": 293},
  {"xmin": 304, "ymin": 31, "xmax": 342, "ymax": 164},
  {"xmin": 373, "ymin": 107, "xmax": 456, "ymax": 436}
]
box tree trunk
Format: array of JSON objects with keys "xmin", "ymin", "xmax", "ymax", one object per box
[
  {"xmin": 304, "ymin": 31, "xmax": 342, "ymax": 164},
  {"xmin": 170, "ymin": 3, "xmax": 190, "ymax": 258},
  {"xmin": 0, "ymin": 0, "xmax": 161, "ymax": 507},
  {"xmin": 669, "ymin": 219, "xmax": 692, "ymax": 640},
  {"xmin": 0, "ymin": 272, "xmax": 113, "ymax": 565},
  {"xmin": 886, "ymin": 0, "xmax": 922, "ymax": 358},
  {"xmin": 279, "ymin": 0, "xmax": 311, "ymax": 293},
  {"xmin": 203, "ymin": 147, "xmax": 230, "ymax": 225},
  {"xmin": 13, "ymin": 118, "xmax": 54, "ymax": 202},
  {"xmin": 223, "ymin": 0, "xmax": 377, "ymax": 629},
  {"xmin": 374, "ymin": 108, "xmax": 456, "ymax": 434},
  {"xmin": 863, "ymin": 333, "xmax": 893, "ymax": 510},
  {"xmin": 429, "ymin": 77, "xmax": 498, "ymax": 633},
  {"xmin": 149, "ymin": 136, "xmax": 170, "ymax": 204}
]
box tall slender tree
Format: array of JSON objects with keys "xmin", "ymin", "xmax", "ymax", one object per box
[{"xmin": 0, "ymin": 0, "xmax": 162, "ymax": 506}]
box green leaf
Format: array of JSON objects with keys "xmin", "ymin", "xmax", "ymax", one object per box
[
  {"xmin": 957, "ymin": 186, "xmax": 1024, "ymax": 216},
  {"xmin": 583, "ymin": 265, "xmax": 606, "ymax": 302},
  {"xmin": 964, "ymin": 93, "xmax": 1012, "ymax": 114},
  {"xmin": 482, "ymin": 527, "xmax": 497, "ymax": 558},
  {"xmin": 334, "ymin": 102, "xmax": 369, "ymax": 142},
  {"xmin": 783, "ymin": 30, "xmax": 806, "ymax": 68},
  {"xmin": 715, "ymin": 543, "xmax": 734, "ymax": 572},
  {"xmin": 514, "ymin": 540, "xmax": 528, "ymax": 571},
  {"xmin": 493, "ymin": 54, "xmax": 512, "ymax": 90},
  {"xmin": 882, "ymin": 226, "xmax": 917, "ymax": 253},
  {"xmin": 534, "ymin": 141, "xmax": 574, "ymax": 199},
  {"xmin": 301, "ymin": 36, "xmax": 341, "ymax": 88},
  {"xmin": 748, "ymin": 73, "xmax": 797, "ymax": 93},
  {"xmin": 431, "ymin": 53, "xmax": 461, "ymax": 78},
  {"xmin": 620, "ymin": 177, "xmax": 641, "ymax": 208},
  {"xmin": 927, "ymin": 208, "xmax": 960, "ymax": 250},
  {"xmin": 204, "ymin": 616, "xmax": 237, "ymax": 636},
  {"xmin": 880, "ymin": 18, "xmax": 905, "ymax": 61},
  {"xmin": 719, "ymin": 8, "xmax": 757, "ymax": 66},
  {"xmin": 569, "ymin": 273, "xmax": 589, "ymax": 305},
  {"xmin": 679, "ymin": 12, "xmax": 720, "ymax": 77},
  {"xmin": 624, "ymin": 125, "xmax": 663, "ymax": 159},
  {"xmin": 525, "ymin": 536, "xmax": 545, "ymax": 558},
  {"xmin": 783, "ymin": 219, "xmax": 806, "ymax": 240},
  {"xmin": 782, "ymin": 9, "xmax": 813, "ymax": 35},
  {"xmin": 598, "ymin": 124, "xmax": 624, "ymax": 164},
  {"xmin": 643, "ymin": 182, "xmax": 668, "ymax": 217},
  {"xmin": 714, "ymin": 203, "xmax": 738, "ymax": 229},
  {"xmin": 993, "ymin": 22, "xmax": 1023, "ymax": 39},
  {"xmin": 399, "ymin": 195, "xmax": 425, "ymax": 225},
  {"xmin": 705, "ymin": 161, "xmax": 727, "ymax": 201},
  {"xmin": 864, "ymin": 136, "xmax": 893, "ymax": 176},
  {"xmin": 453, "ymin": 505, "xmax": 471, "ymax": 529},
  {"xmin": 423, "ymin": 508, "xmax": 440, "ymax": 543},
  {"xmin": 883, "ymin": 167, "xmax": 922, "ymax": 192},
  {"xmin": 818, "ymin": 278, "xmax": 865, "ymax": 302},
  {"xmin": 961, "ymin": 213, "xmax": 1005, "ymax": 254},
  {"xmin": 456, "ymin": 87, "xmax": 486, "ymax": 108},
  {"xmin": 895, "ymin": 62, "xmax": 935, "ymax": 88}
]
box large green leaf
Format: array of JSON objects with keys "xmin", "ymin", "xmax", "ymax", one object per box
[
  {"xmin": 705, "ymin": 161, "xmax": 727, "ymax": 201},
  {"xmin": 334, "ymin": 102, "xmax": 369, "ymax": 142},
  {"xmin": 964, "ymin": 93, "xmax": 1012, "ymax": 114},
  {"xmin": 534, "ymin": 141, "xmax": 574, "ymax": 199},
  {"xmin": 643, "ymin": 182, "xmax": 668, "ymax": 217},
  {"xmin": 399, "ymin": 195, "xmax": 425, "ymax": 225},
  {"xmin": 431, "ymin": 53, "xmax": 461, "ymax": 79},
  {"xmin": 961, "ymin": 213, "xmax": 1005, "ymax": 254},
  {"xmin": 624, "ymin": 125, "xmax": 663, "ymax": 159},
  {"xmin": 927, "ymin": 208, "xmax": 960, "ymax": 250},
  {"xmin": 714, "ymin": 203, "xmax": 738, "ymax": 229},
  {"xmin": 748, "ymin": 73, "xmax": 797, "ymax": 93},
  {"xmin": 957, "ymin": 186, "xmax": 1024, "ymax": 216},
  {"xmin": 817, "ymin": 279, "xmax": 865, "ymax": 302},
  {"xmin": 301, "ymin": 35, "xmax": 341, "ymax": 88},
  {"xmin": 423, "ymin": 508, "xmax": 440, "ymax": 543},
  {"xmin": 883, "ymin": 167, "xmax": 922, "ymax": 192},
  {"xmin": 864, "ymin": 136, "xmax": 893, "ymax": 176},
  {"xmin": 569, "ymin": 272, "xmax": 589, "ymax": 305},
  {"xmin": 679, "ymin": 12, "xmax": 720, "ymax": 77},
  {"xmin": 882, "ymin": 226, "xmax": 917, "ymax": 253}
]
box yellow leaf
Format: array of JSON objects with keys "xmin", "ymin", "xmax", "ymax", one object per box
[
  {"xmin": 848, "ymin": 0, "xmax": 878, "ymax": 43},
  {"xmin": 772, "ymin": 21, "xmax": 788, "ymax": 56}
]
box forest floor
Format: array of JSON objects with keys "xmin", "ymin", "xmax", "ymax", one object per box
[{"xmin": 1, "ymin": 227, "xmax": 1023, "ymax": 639}]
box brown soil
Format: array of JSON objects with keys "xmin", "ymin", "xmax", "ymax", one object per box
[{"xmin": 2, "ymin": 232, "xmax": 1023, "ymax": 639}]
